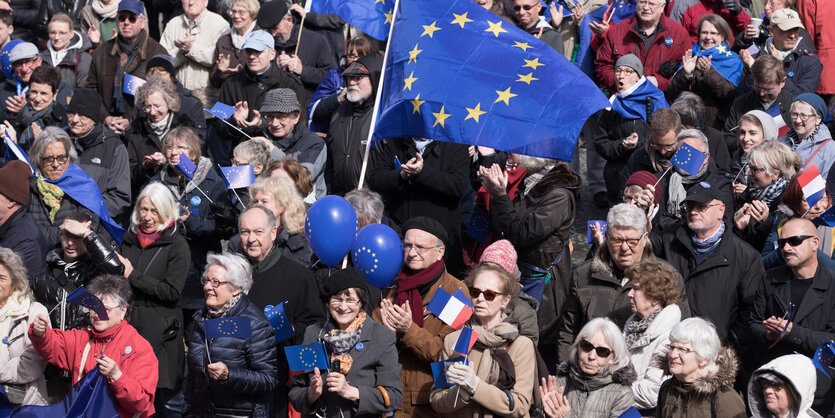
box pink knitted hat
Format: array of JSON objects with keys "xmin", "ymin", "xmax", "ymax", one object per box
[{"xmin": 479, "ymin": 239, "xmax": 518, "ymax": 275}]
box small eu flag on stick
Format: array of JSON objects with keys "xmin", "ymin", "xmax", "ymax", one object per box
[
  {"xmin": 204, "ymin": 317, "xmax": 253, "ymax": 339},
  {"xmin": 671, "ymin": 142, "xmax": 708, "ymax": 177},
  {"xmin": 122, "ymin": 73, "xmax": 146, "ymax": 95},
  {"xmin": 67, "ymin": 287, "xmax": 109, "ymax": 320},
  {"xmin": 176, "ymin": 152, "xmax": 197, "ymax": 179},
  {"xmin": 205, "ymin": 102, "xmax": 236, "ymax": 120},
  {"xmin": 813, "ymin": 341, "xmax": 835, "ymax": 377},
  {"xmin": 265, "ymin": 303, "xmax": 295, "ymax": 344},
  {"xmin": 220, "ymin": 165, "xmax": 256, "ymax": 190},
  {"xmin": 285, "ymin": 341, "xmax": 329, "ymax": 372}
]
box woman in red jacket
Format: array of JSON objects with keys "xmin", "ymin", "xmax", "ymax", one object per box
[{"xmin": 28, "ymin": 274, "xmax": 159, "ymax": 418}]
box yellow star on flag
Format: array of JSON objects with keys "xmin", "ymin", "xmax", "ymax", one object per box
[
  {"xmin": 494, "ymin": 87, "xmax": 517, "ymax": 105},
  {"xmin": 403, "ymin": 72, "xmax": 418, "ymax": 91},
  {"xmin": 433, "ymin": 106, "xmax": 451, "ymax": 128},
  {"xmin": 484, "ymin": 20, "xmax": 507, "ymax": 37},
  {"xmin": 421, "ymin": 21, "xmax": 441, "ymax": 38},
  {"xmin": 375, "ymin": 0, "xmax": 384, "ymax": 3},
  {"xmin": 409, "ymin": 94, "xmax": 425, "ymax": 114},
  {"xmin": 716, "ymin": 44, "xmax": 726, "ymax": 53},
  {"xmin": 385, "ymin": 10, "xmax": 394, "ymax": 24},
  {"xmin": 512, "ymin": 41, "xmax": 532, "ymax": 51},
  {"xmin": 451, "ymin": 12, "xmax": 473, "ymax": 28},
  {"xmin": 523, "ymin": 58, "xmax": 545, "ymax": 70},
  {"xmin": 408, "ymin": 44, "xmax": 422, "ymax": 63},
  {"xmin": 516, "ymin": 72, "xmax": 539, "ymax": 84},
  {"xmin": 464, "ymin": 103, "xmax": 487, "ymax": 123}
]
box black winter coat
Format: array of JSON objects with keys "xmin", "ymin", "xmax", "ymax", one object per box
[
  {"xmin": 666, "ymin": 64, "xmax": 738, "ymax": 129},
  {"xmin": 125, "ymin": 111, "xmax": 196, "ymax": 198},
  {"xmin": 9, "ymin": 0, "xmax": 41, "ymax": 43},
  {"xmin": 738, "ymin": 42, "xmax": 823, "ymax": 98},
  {"xmin": 27, "ymin": 176, "xmax": 107, "ymax": 250},
  {"xmin": 268, "ymin": 123, "xmax": 327, "ymax": 199},
  {"xmin": 592, "ymin": 109, "xmax": 648, "ymax": 205},
  {"xmin": 273, "ymin": 24, "xmax": 337, "ymax": 103},
  {"xmin": 185, "ymin": 294, "xmax": 279, "ymax": 418},
  {"xmin": 0, "ymin": 207, "xmax": 47, "ymax": 278},
  {"xmin": 120, "ymin": 225, "xmax": 190, "ymax": 391},
  {"xmin": 71, "ymin": 124, "xmax": 131, "ymax": 222}
]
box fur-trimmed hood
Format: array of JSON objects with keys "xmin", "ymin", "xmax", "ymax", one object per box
[
  {"xmin": 657, "ymin": 346, "xmax": 739, "ymax": 395},
  {"xmin": 556, "ymin": 360, "xmax": 637, "ymax": 392},
  {"xmin": 590, "ymin": 240, "xmax": 655, "ymax": 279}
]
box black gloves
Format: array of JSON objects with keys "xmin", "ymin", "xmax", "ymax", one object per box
[
  {"xmin": 657, "ymin": 61, "xmax": 680, "ymax": 78},
  {"xmin": 723, "ymin": 0, "xmax": 742, "ymax": 15}
]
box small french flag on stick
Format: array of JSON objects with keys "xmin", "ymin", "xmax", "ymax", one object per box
[
  {"xmin": 798, "ymin": 164, "xmax": 827, "ymax": 207},
  {"xmin": 453, "ymin": 326, "xmax": 479, "ymax": 356},
  {"xmin": 765, "ymin": 104, "xmax": 790, "ymax": 137},
  {"xmin": 427, "ymin": 288, "xmax": 472, "ymax": 330}
]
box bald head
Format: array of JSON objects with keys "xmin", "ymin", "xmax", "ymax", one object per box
[
  {"xmin": 780, "ymin": 218, "xmax": 819, "ymax": 271},
  {"xmin": 783, "ymin": 218, "xmax": 817, "ymax": 237}
]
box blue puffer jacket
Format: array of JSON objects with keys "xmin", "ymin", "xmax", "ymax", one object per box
[{"xmin": 184, "ymin": 293, "xmax": 279, "ymax": 418}]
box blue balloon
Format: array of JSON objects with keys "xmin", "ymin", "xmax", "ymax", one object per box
[
  {"xmin": 305, "ymin": 196, "xmax": 358, "ymax": 267},
  {"xmin": 351, "ymin": 224, "xmax": 403, "ymax": 289}
]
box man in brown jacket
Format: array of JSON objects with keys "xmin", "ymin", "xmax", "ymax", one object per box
[
  {"xmin": 86, "ymin": 0, "xmax": 167, "ymax": 135},
  {"xmin": 373, "ymin": 216, "xmax": 468, "ymax": 417}
]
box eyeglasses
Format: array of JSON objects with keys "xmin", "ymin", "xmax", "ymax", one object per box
[
  {"xmin": 684, "ymin": 202, "xmax": 723, "ymax": 213},
  {"xmin": 666, "ymin": 343, "xmax": 697, "ymax": 354},
  {"xmin": 117, "ymin": 13, "xmax": 138, "ymax": 23},
  {"xmin": 469, "ymin": 287, "xmax": 504, "ymax": 301},
  {"xmin": 143, "ymin": 103, "xmax": 166, "ymax": 113},
  {"xmin": 228, "ymin": 8, "xmax": 249, "ymax": 16},
  {"xmin": 578, "ymin": 339, "xmax": 612, "ymax": 357},
  {"xmin": 790, "ymin": 112, "xmax": 817, "ymax": 122},
  {"xmin": 513, "ymin": 3, "xmax": 539, "ymax": 11},
  {"xmin": 41, "ymin": 154, "xmax": 69, "ymax": 165},
  {"xmin": 402, "ymin": 243, "xmax": 440, "ymax": 255},
  {"xmin": 607, "ymin": 233, "xmax": 646, "ymax": 248},
  {"xmin": 650, "ymin": 142, "xmax": 677, "ymax": 152},
  {"xmin": 777, "ymin": 234, "xmax": 814, "ymax": 248},
  {"xmin": 12, "ymin": 57, "xmax": 39, "ymax": 69},
  {"xmin": 753, "ymin": 84, "xmax": 780, "ymax": 95},
  {"xmin": 329, "ymin": 297, "xmax": 360, "ymax": 307},
  {"xmin": 614, "ymin": 68, "xmax": 637, "ymax": 75},
  {"xmin": 757, "ymin": 378, "xmax": 786, "ymax": 391},
  {"xmin": 200, "ymin": 277, "xmax": 230, "ymax": 287},
  {"xmin": 748, "ymin": 165, "xmax": 767, "ymax": 173}
]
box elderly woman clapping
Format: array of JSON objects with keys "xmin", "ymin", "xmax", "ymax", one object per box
[
  {"xmin": 185, "ymin": 252, "xmax": 278, "ymax": 417},
  {"xmin": 778, "ymin": 93, "xmax": 835, "ymax": 181},
  {"xmin": 29, "ymin": 274, "xmax": 159, "ymax": 417},
  {"xmin": 0, "ymin": 248, "xmax": 49, "ymax": 406},
  {"xmin": 656, "ymin": 318, "xmax": 746, "ymax": 418},
  {"xmin": 539, "ymin": 318, "xmax": 635, "ymax": 418},
  {"xmin": 622, "ymin": 260, "xmax": 682, "ymax": 413}
]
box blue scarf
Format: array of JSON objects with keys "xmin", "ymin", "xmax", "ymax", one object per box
[
  {"xmin": 691, "ymin": 221, "xmax": 725, "ymax": 254},
  {"xmin": 44, "ymin": 164, "xmax": 126, "ymax": 243},
  {"xmin": 609, "ymin": 77, "xmax": 669, "ymax": 122},
  {"xmin": 689, "ymin": 42, "xmax": 743, "ymax": 86}
]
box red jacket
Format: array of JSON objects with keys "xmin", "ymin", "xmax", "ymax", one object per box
[
  {"xmin": 680, "ymin": 0, "xmax": 750, "ymax": 45},
  {"xmin": 595, "ymin": 15, "xmax": 692, "ymax": 92},
  {"xmin": 798, "ymin": 0, "xmax": 834, "ymax": 94},
  {"xmin": 29, "ymin": 320, "xmax": 159, "ymax": 418}
]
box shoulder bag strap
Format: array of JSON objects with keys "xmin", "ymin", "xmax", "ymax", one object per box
[{"xmin": 802, "ymin": 138, "xmax": 833, "ymax": 170}]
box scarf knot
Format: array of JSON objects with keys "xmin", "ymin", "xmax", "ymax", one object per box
[
  {"xmin": 323, "ymin": 311, "xmax": 367, "ymax": 374},
  {"xmin": 36, "ymin": 174, "xmax": 65, "ymax": 223},
  {"xmin": 395, "ymin": 260, "xmax": 444, "ymax": 327},
  {"xmin": 624, "ymin": 308, "xmax": 661, "ymax": 346},
  {"xmin": 691, "ymin": 221, "xmax": 725, "ymax": 254},
  {"xmin": 207, "ymin": 292, "xmax": 242, "ymax": 319}
]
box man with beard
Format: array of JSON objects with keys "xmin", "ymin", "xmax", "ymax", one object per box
[
  {"xmin": 325, "ymin": 53, "xmax": 382, "ymax": 196},
  {"xmin": 512, "ymin": 0, "xmax": 564, "ymax": 55}
]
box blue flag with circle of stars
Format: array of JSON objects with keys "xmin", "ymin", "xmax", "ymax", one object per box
[
  {"xmin": 205, "ymin": 102, "xmax": 236, "ymax": 120},
  {"xmin": 220, "ymin": 164, "xmax": 256, "ymax": 190},
  {"xmin": 671, "ymin": 142, "xmax": 707, "ymax": 177},
  {"xmin": 372, "ymin": 0, "xmax": 610, "ymax": 162},
  {"xmin": 285, "ymin": 341, "xmax": 329, "ymax": 372},
  {"xmin": 812, "ymin": 341, "xmax": 835, "ymax": 377},
  {"xmin": 205, "ymin": 316, "xmax": 253, "ymax": 339},
  {"xmin": 176, "ymin": 152, "xmax": 197, "ymax": 179},
  {"xmin": 122, "ymin": 73, "xmax": 146, "ymax": 95},
  {"xmin": 0, "ymin": 40, "xmax": 24, "ymax": 80},
  {"xmin": 309, "ymin": 0, "xmax": 393, "ymax": 41},
  {"xmin": 265, "ymin": 303, "xmax": 295, "ymax": 344},
  {"xmin": 685, "ymin": 42, "xmax": 743, "ymax": 86},
  {"xmin": 67, "ymin": 286, "xmax": 109, "ymax": 320},
  {"xmin": 814, "ymin": 206, "xmax": 835, "ymax": 228}
]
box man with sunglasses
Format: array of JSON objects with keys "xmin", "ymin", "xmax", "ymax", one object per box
[
  {"xmin": 652, "ymin": 181, "xmax": 763, "ymax": 357},
  {"xmin": 86, "ymin": 0, "xmax": 167, "ymax": 135},
  {"xmin": 371, "ymin": 217, "xmax": 467, "ymax": 418},
  {"xmin": 749, "ymin": 218, "xmax": 835, "ymax": 414},
  {"xmin": 0, "ymin": 42, "xmax": 72, "ymax": 126},
  {"xmin": 513, "ymin": 0, "xmax": 564, "ymax": 55}
]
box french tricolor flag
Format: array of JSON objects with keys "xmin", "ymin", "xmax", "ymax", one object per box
[
  {"xmin": 766, "ymin": 104, "xmax": 790, "ymax": 137},
  {"xmin": 453, "ymin": 326, "xmax": 479, "ymax": 356},
  {"xmin": 427, "ymin": 288, "xmax": 472, "ymax": 330},
  {"xmin": 798, "ymin": 164, "xmax": 827, "ymax": 207}
]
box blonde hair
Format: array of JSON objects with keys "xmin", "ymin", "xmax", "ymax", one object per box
[
  {"xmin": 131, "ymin": 182, "xmax": 179, "ymax": 233},
  {"xmin": 0, "ymin": 248, "xmax": 33, "ymax": 305},
  {"xmin": 747, "ymin": 140, "xmax": 801, "ymax": 180},
  {"xmin": 249, "ymin": 177, "xmax": 306, "ymax": 235}
]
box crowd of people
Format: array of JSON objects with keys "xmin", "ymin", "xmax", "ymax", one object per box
[{"xmin": 0, "ymin": 0, "xmax": 832, "ymax": 417}]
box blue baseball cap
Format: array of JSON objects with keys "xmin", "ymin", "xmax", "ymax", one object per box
[
  {"xmin": 242, "ymin": 30, "xmax": 275, "ymax": 52},
  {"xmin": 117, "ymin": 0, "xmax": 145, "ymax": 16}
]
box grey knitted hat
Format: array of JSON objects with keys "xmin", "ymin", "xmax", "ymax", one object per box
[
  {"xmin": 260, "ymin": 88, "xmax": 300, "ymax": 114},
  {"xmin": 615, "ymin": 54, "xmax": 644, "ymax": 75}
]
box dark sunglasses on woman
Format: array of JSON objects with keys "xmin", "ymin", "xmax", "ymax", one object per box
[
  {"xmin": 469, "ymin": 287, "xmax": 504, "ymax": 301},
  {"xmin": 579, "ymin": 339, "xmax": 612, "ymax": 357}
]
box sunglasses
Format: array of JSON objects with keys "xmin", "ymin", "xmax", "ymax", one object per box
[
  {"xmin": 777, "ymin": 235, "xmax": 814, "ymax": 248},
  {"xmin": 513, "ymin": 3, "xmax": 538, "ymax": 11},
  {"xmin": 469, "ymin": 287, "xmax": 504, "ymax": 301},
  {"xmin": 578, "ymin": 339, "xmax": 612, "ymax": 357},
  {"xmin": 757, "ymin": 378, "xmax": 786, "ymax": 391},
  {"xmin": 117, "ymin": 13, "xmax": 138, "ymax": 23}
]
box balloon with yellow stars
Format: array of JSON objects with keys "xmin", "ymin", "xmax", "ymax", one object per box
[{"xmin": 351, "ymin": 224, "xmax": 403, "ymax": 288}]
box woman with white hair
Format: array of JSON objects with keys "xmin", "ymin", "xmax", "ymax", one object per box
[
  {"xmin": 539, "ymin": 317, "xmax": 636, "ymax": 418},
  {"xmin": 185, "ymin": 252, "xmax": 278, "ymax": 417},
  {"xmin": 656, "ymin": 317, "xmax": 746, "ymax": 418},
  {"xmin": 119, "ymin": 182, "xmax": 190, "ymax": 415}
]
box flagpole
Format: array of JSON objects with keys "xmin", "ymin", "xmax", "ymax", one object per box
[
  {"xmin": 186, "ymin": 179, "xmax": 216, "ymax": 204},
  {"xmin": 232, "ymin": 188, "xmax": 247, "ymax": 210},
  {"xmin": 356, "ymin": 0, "xmax": 402, "ymax": 191},
  {"xmin": 203, "ymin": 109, "xmax": 253, "ymax": 140},
  {"xmin": 652, "ymin": 166, "xmax": 672, "ymax": 188},
  {"xmin": 294, "ymin": 0, "xmax": 307, "ymax": 56}
]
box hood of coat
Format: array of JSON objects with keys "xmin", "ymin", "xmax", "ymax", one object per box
[
  {"xmin": 747, "ymin": 354, "xmax": 820, "ymax": 418},
  {"xmin": 529, "ymin": 162, "xmax": 581, "ymax": 196},
  {"xmin": 347, "ymin": 52, "xmax": 383, "ymax": 113},
  {"xmin": 624, "ymin": 304, "xmax": 682, "ymax": 349},
  {"xmin": 557, "ymin": 360, "xmax": 638, "ymax": 391},
  {"xmin": 658, "ymin": 346, "xmax": 739, "ymax": 395}
]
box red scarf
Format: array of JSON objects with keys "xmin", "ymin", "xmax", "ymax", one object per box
[
  {"xmin": 136, "ymin": 221, "xmax": 172, "ymax": 248},
  {"xmin": 395, "ymin": 260, "xmax": 444, "ymax": 327}
]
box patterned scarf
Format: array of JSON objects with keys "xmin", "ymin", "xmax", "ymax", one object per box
[
  {"xmin": 750, "ymin": 177, "xmax": 789, "ymax": 206},
  {"xmin": 789, "ymin": 123, "xmax": 823, "ymax": 145},
  {"xmin": 36, "ymin": 175, "xmax": 65, "ymax": 223},
  {"xmin": 667, "ymin": 162, "xmax": 709, "ymax": 220},
  {"xmin": 324, "ymin": 311, "xmax": 366, "ymax": 374},
  {"xmin": 691, "ymin": 220, "xmax": 725, "ymax": 254},
  {"xmin": 136, "ymin": 225, "xmax": 163, "ymax": 248},
  {"xmin": 207, "ymin": 292, "xmax": 242, "ymax": 319},
  {"xmin": 18, "ymin": 103, "xmax": 52, "ymax": 150},
  {"xmin": 624, "ymin": 308, "xmax": 661, "ymax": 346}
]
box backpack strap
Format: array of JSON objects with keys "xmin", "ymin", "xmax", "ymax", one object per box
[
  {"xmin": 801, "ymin": 138, "xmax": 833, "ymax": 170},
  {"xmin": 710, "ymin": 389, "xmax": 718, "ymax": 418}
]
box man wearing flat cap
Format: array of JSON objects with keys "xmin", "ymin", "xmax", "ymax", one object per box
[
  {"xmin": 258, "ymin": 88, "xmax": 326, "ymax": 199},
  {"xmin": 257, "ymin": 0, "xmax": 336, "ymax": 103},
  {"xmin": 372, "ymin": 216, "xmax": 467, "ymax": 418},
  {"xmin": 65, "ymin": 88, "xmax": 131, "ymax": 222},
  {"xmin": 86, "ymin": 0, "xmax": 167, "ymax": 135},
  {"xmin": 0, "ymin": 160, "xmax": 47, "ymax": 279}
]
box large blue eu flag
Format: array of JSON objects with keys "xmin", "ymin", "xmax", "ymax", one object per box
[
  {"xmin": 372, "ymin": 0, "xmax": 610, "ymax": 162},
  {"xmin": 1, "ymin": 369, "xmax": 120, "ymax": 417},
  {"xmin": 310, "ymin": 0, "xmax": 393, "ymax": 41}
]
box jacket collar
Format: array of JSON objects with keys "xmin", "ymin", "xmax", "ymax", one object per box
[
  {"xmin": 769, "ymin": 263, "xmax": 830, "ymax": 323},
  {"xmin": 625, "ymin": 304, "xmax": 682, "ymax": 349},
  {"xmin": 673, "ymin": 220, "xmax": 732, "ymax": 275},
  {"xmin": 659, "ymin": 346, "xmax": 739, "ymax": 395}
]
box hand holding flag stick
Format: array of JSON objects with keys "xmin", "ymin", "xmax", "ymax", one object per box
[
  {"xmin": 176, "ymin": 152, "xmax": 215, "ymax": 204},
  {"xmin": 204, "ymin": 104, "xmax": 253, "ymax": 140}
]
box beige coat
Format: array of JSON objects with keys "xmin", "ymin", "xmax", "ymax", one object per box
[
  {"xmin": 430, "ymin": 328, "xmax": 536, "ymax": 418},
  {"xmin": 0, "ymin": 298, "xmax": 49, "ymax": 406}
]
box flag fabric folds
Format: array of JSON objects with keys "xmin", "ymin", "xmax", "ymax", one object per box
[
  {"xmin": 372, "ymin": 0, "xmax": 610, "ymax": 162},
  {"xmin": 430, "ymin": 357, "xmax": 469, "ymax": 389},
  {"xmin": 465, "ymin": 206, "xmax": 489, "ymax": 244},
  {"xmin": 285, "ymin": 341, "xmax": 329, "ymax": 372},
  {"xmin": 813, "ymin": 342, "xmax": 835, "ymax": 377},
  {"xmin": 220, "ymin": 165, "xmax": 256, "ymax": 190},
  {"xmin": 797, "ymin": 164, "xmax": 826, "ymax": 207},
  {"xmin": 265, "ymin": 303, "xmax": 295, "ymax": 344},
  {"xmin": 427, "ymin": 288, "xmax": 472, "ymax": 330},
  {"xmin": 176, "ymin": 152, "xmax": 197, "ymax": 179},
  {"xmin": 122, "ymin": 73, "xmax": 146, "ymax": 95},
  {"xmin": 687, "ymin": 42, "xmax": 743, "ymax": 86},
  {"xmin": 204, "ymin": 317, "xmax": 253, "ymax": 339},
  {"xmin": 3, "ymin": 133, "xmax": 34, "ymax": 173},
  {"xmin": 44, "ymin": 164, "xmax": 126, "ymax": 243},
  {"xmin": 1, "ymin": 369, "xmax": 120, "ymax": 417},
  {"xmin": 309, "ymin": 0, "xmax": 393, "ymax": 41},
  {"xmin": 453, "ymin": 326, "xmax": 479, "ymax": 356},
  {"xmin": 814, "ymin": 206, "xmax": 835, "ymax": 227},
  {"xmin": 205, "ymin": 102, "xmax": 236, "ymax": 120},
  {"xmin": 609, "ymin": 77, "xmax": 670, "ymax": 122},
  {"xmin": 765, "ymin": 104, "xmax": 790, "ymax": 137},
  {"xmin": 671, "ymin": 142, "xmax": 708, "ymax": 177},
  {"xmin": 575, "ymin": 0, "xmax": 635, "ymax": 78},
  {"xmin": 67, "ymin": 286, "xmax": 109, "ymax": 320}
]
